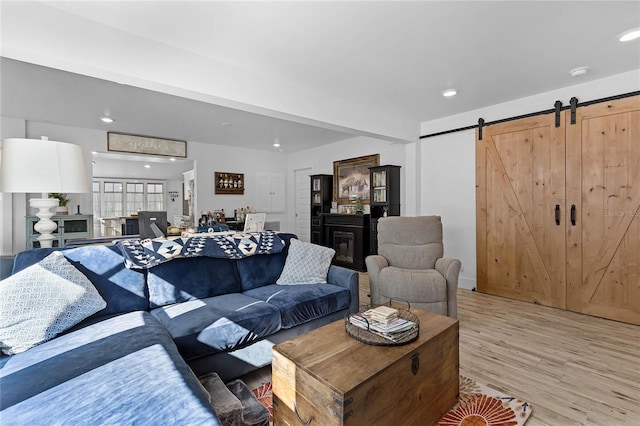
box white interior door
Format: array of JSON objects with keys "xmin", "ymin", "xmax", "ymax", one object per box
[{"xmin": 294, "ymin": 167, "xmax": 312, "ymax": 241}]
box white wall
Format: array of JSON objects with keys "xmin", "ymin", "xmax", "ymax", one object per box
[
  {"xmin": 420, "ymin": 130, "xmax": 476, "ymax": 289},
  {"xmin": 419, "ymin": 69, "xmax": 640, "ymax": 290},
  {"xmin": 188, "ymin": 141, "xmax": 289, "ymax": 230}
]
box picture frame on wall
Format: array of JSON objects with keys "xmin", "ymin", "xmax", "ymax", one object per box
[
  {"xmin": 214, "ymin": 172, "xmax": 244, "ymax": 194},
  {"xmin": 333, "ymin": 154, "xmax": 380, "ymax": 204}
]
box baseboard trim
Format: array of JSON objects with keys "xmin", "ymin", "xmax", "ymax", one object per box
[{"xmin": 458, "ymin": 275, "xmax": 476, "ymax": 291}]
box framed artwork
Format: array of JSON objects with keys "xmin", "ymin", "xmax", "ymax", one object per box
[
  {"xmin": 107, "ymin": 132, "xmax": 186, "ymax": 158},
  {"xmin": 215, "ymin": 172, "xmax": 244, "ymax": 194},
  {"xmin": 333, "ymin": 154, "xmax": 379, "ymax": 204},
  {"xmin": 243, "ymin": 213, "xmax": 266, "ymax": 232}
]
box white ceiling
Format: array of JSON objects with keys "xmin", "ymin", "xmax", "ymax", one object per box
[
  {"xmin": 1, "ymin": 1, "xmax": 639, "ymax": 155},
  {"xmin": 0, "ymin": 58, "xmax": 354, "ymax": 152}
]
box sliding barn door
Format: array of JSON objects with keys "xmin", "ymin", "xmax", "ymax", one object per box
[
  {"xmin": 476, "ymin": 114, "xmax": 566, "ymax": 308},
  {"xmin": 566, "ymin": 96, "xmax": 640, "ymax": 324}
]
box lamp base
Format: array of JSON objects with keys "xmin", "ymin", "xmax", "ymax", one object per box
[{"xmin": 30, "ymin": 198, "xmax": 59, "ymax": 248}]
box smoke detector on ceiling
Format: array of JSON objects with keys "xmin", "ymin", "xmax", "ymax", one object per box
[{"xmin": 569, "ymin": 66, "xmax": 589, "ymax": 77}]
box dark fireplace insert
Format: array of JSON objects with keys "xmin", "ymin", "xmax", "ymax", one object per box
[{"xmin": 322, "ymin": 213, "xmax": 369, "ymax": 271}]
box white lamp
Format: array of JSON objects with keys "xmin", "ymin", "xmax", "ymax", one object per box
[{"xmin": 0, "ymin": 137, "xmax": 89, "ymax": 248}]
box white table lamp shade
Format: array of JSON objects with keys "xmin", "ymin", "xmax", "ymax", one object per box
[
  {"xmin": 1, "ymin": 138, "xmax": 89, "ymax": 194},
  {"xmin": 1, "ymin": 138, "xmax": 90, "ymax": 247}
]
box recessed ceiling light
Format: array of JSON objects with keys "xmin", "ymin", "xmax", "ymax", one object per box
[
  {"xmin": 273, "ymin": 139, "xmax": 281, "ymax": 148},
  {"xmin": 169, "ymin": 157, "xmax": 176, "ymax": 161},
  {"xmin": 569, "ymin": 66, "xmax": 589, "ymax": 77},
  {"xmin": 442, "ymin": 89, "xmax": 457, "ymax": 97},
  {"xmin": 144, "ymin": 164, "xmax": 150, "ymax": 169},
  {"xmin": 618, "ymin": 27, "xmax": 640, "ymax": 42},
  {"xmin": 100, "ymin": 116, "xmax": 114, "ymax": 123}
]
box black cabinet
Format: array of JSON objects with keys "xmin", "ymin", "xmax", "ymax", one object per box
[
  {"xmin": 369, "ymin": 165, "xmax": 401, "ymax": 254},
  {"xmin": 310, "ymin": 174, "xmax": 333, "ymax": 245},
  {"xmin": 323, "ymin": 213, "xmax": 370, "ymax": 271}
]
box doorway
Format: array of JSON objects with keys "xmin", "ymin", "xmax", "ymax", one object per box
[
  {"xmin": 92, "ymin": 152, "xmax": 194, "ymax": 237},
  {"xmin": 294, "ymin": 167, "xmax": 312, "ymax": 242}
]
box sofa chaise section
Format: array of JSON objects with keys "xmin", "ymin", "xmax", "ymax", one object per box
[{"xmin": 0, "ymin": 311, "xmax": 220, "ymax": 425}]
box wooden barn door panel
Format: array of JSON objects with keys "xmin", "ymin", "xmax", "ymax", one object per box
[
  {"xmin": 566, "ymin": 96, "xmax": 640, "ymax": 324},
  {"xmin": 476, "ymin": 114, "xmax": 566, "ymax": 308}
]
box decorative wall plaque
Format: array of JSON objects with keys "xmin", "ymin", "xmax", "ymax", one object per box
[
  {"xmin": 215, "ymin": 172, "xmax": 244, "ymax": 195},
  {"xmin": 108, "ymin": 132, "xmax": 187, "ymax": 158}
]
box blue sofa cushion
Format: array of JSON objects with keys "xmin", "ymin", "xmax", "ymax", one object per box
[
  {"xmin": 11, "ymin": 246, "xmax": 148, "ymax": 316},
  {"xmin": 0, "ymin": 311, "xmax": 220, "ymax": 425},
  {"xmin": 147, "ymin": 257, "xmax": 242, "ymax": 308},
  {"xmin": 150, "ymin": 293, "xmax": 281, "ymax": 360},
  {"xmin": 244, "ymin": 283, "xmax": 350, "ymax": 329},
  {"xmin": 236, "ymin": 233, "xmax": 296, "ymax": 291}
]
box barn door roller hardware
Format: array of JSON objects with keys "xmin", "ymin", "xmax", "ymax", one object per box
[
  {"xmin": 570, "ymin": 97, "xmax": 578, "ymax": 125},
  {"xmin": 554, "ymin": 101, "xmax": 563, "ymax": 127}
]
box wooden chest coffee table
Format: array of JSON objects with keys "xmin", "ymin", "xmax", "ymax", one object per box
[{"xmin": 272, "ymin": 308, "xmax": 458, "ymax": 426}]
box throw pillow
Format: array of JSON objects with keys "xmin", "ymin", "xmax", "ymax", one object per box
[
  {"xmin": 0, "ymin": 251, "xmax": 107, "ymax": 355},
  {"xmin": 276, "ymin": 238, "xmax": 336, "ymax": 285}
]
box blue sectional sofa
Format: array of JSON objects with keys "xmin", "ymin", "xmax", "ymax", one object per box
[{"xmin": 0, "ymin": 233, "xmax": 359, "ymax": 425}]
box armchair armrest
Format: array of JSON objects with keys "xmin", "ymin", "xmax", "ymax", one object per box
[
  {"xmin": 365, "ymin": 255, "xmax": 389, "ymax": 306},
  {"xmin": 327, "ymin": 265, "xmax": 360, "ymax": 313},
  {"xmin": 435, "ymin": 257, "xmax": 462, "ymax": 318}
]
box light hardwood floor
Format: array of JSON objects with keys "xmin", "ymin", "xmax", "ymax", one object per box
[
  {"xmin": 244, "ymin": 274, "xmax": 639, "ymax": 426},
  {"xmin": 456, "ymin": 288, "xmax": 639, "ymax": 426}
]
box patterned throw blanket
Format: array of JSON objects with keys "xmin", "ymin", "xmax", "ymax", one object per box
[{"xmin": 117, "ymin": 231, "xmax": 285, "ymax": 269}]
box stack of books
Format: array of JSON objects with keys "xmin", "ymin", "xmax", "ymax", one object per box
[
  {"xmin": 362, "ymin": 305, "xmax": 398, "ymax": 323},
  {"xmin": 349, "ymin": 306, "xmax": 417, "ymax": 343}
]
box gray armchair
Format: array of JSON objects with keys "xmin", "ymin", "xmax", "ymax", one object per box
[{"xmin": 365, "ymin": 216, "xmax": 461, "ymax": 318}]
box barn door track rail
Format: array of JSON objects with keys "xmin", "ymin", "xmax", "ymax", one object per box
[{"xmin": 420, "ymin": 91, "xmax": 640, "ymax": 141}]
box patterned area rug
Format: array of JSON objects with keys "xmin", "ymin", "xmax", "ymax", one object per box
[
  {"xmin": 251, "ymin": 382, "xmax": 273, "ymax": 424},
  {"xmin": 439, "ymin": 376, "xmax": 532, "ymax": 426},
  {"xmin": 251, "ymin": 376, "xmax": 532, "ymax": 426}
]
